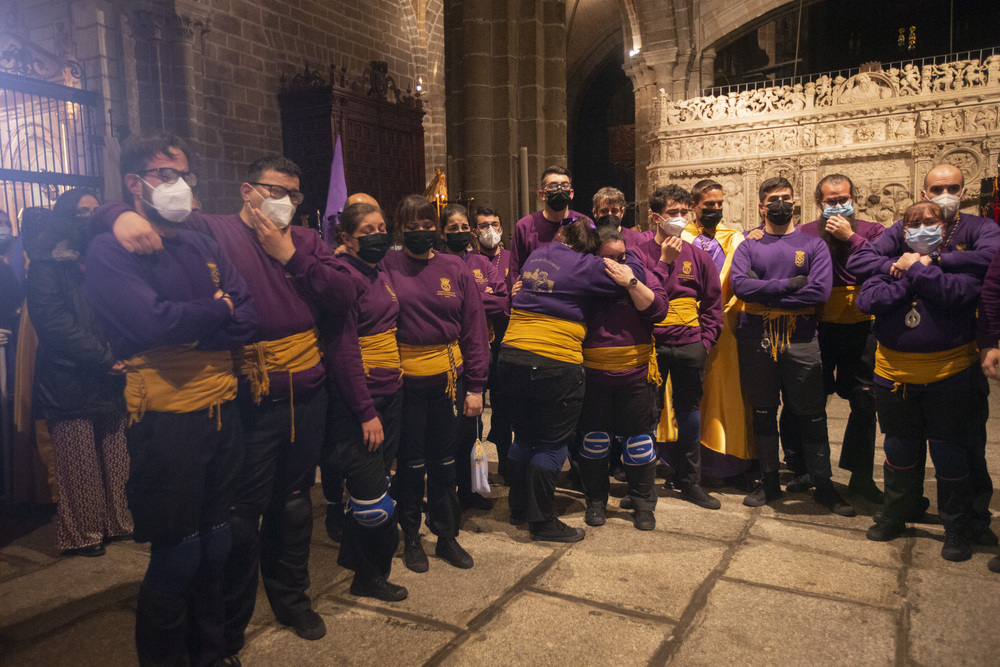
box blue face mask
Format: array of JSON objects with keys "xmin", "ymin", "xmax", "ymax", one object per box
[
  {"xmin": 904, "ymin": 224, "xmax": 943, "ymax": 254},
  {"xmin": 822, "ymin": 201, "xmax": 854, "ymax": 219}
]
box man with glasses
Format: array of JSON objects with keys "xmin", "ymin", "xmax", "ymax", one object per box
[
  {"xmin": 508, "ymin": 166, "xmax": 591, "ymax": 290},
  {"xmin": 638, "ymin": 184, "xmax": 724, "ymax": 510},
  {"xmin": 96, "ymin": 153, "xmax": 366, "ymax": 659}
]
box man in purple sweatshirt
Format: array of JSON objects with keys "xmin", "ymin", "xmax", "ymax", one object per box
[
  {"xmin": 96, "ymin": 155, "xmax": 366, "ymax": 654},
  {"xmin": 784, "ymin": 174, "xmax": 886, "ymax": 503},
  {"xmin": 592, "ymin": 186, "xmax": 645, "ymax": 248},
  {"xmin": 731, "ymin": 176, "xmax": 854, "ymax": 516},
  {"xmin": 85, "ymin": 134, "xmax": 258, "ymax": 666},
  {"xmin": 508, "ymin": 165, "xmax": 592, "ymax": 291}
]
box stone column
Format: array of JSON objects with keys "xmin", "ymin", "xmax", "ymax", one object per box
[
  {"xmin": 912, "ymin": 144, "xmax": 938, "ymax": 198},
  {"xmin": 799, "ymin": 155, "xmax": 820, "ymax": 222},
  {"xmin": 444, "ymin": 0, "xmax": 567, "ymax": 223},
  {"xmin": 742, "ymin": 159, "xmax": 763, "ymax": 231},
  {"xmin": 700, "ymin": 48, "xmax": 716, "ymax": 94},
  {"xmin": 176, "ymin": 2, "xmax": 211, "ymax": 147}
]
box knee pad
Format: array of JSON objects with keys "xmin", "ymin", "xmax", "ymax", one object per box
[
  {"xmin": 347, "ymin": 492, "xmax": 396, "ymax": 528},
  {"xmin": 848, "ymin": 387, "xmax": 876, "ymax": 415},
  {"xmin": 752, "ymin": 408, "xmax": 779, "ymax": 437},
  {"xmin": 623, "ymin": 435, "xmax": 656, "ymax": 466},
  {"xmin": 283, "ymin": 494, "xmax": 313, "ymax": 528},
  {"xmin": 401, "ymin": 458, "xmax": 425, "ymax": 472},
  {"xmin": 509, "ymin": 438, "xmax": 531, "ymax": 462},
  {"xmin": 798, "ymin": 413, "xmax": 828, "ymax": 443},
  {"xmin": 146, "ymin": 533, "xmax": 202, "ymax": 596},
  {"xmin": 580, "ymin": 432, "xmax": 611, "ymax": 460}
]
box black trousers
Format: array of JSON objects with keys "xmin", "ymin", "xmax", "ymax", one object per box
[
  {"xmin": 737, "ymin": 337, "xmax": 832, "ymax": 482},
  {"xmin": 486, "ymin": 317, "xmax": 512, "ymax": 478},
  {"xmin": 392, "ymin": 379, "xmax": 464, "ymax": 538},
  {"xmin": 655, "ymin": 342, "xmax": 708, "ymax": 488},
  {"xmin": 325, "ymin": 393, "xmax": 401, "ymax": 578},
  {"xmin": 224, "ymin": 386, "xmax": 326, "ymax": 651}
]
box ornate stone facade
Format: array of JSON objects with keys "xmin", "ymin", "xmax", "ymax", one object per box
[{"xmin": 649, "ymin": 52, "xmax": 1000, "ymax": 228}]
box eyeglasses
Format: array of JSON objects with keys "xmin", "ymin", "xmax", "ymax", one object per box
[
  {"xmin": 822, "ymin": 197, "xmax": 851, "ymax": 206},
  {"xmin": 250, "ymin": 182, "xmax": 305, "ymax": 205},
  {"xmin": 139, "ymin": 168, "xmax": 198, "ymax": 187},
  {"xmin": 75, "ymin": 208, "xmax": 94, "ymax": 218},
  {"xmin": 477, "ymin": 221, "xmax": 501, "ymax": 230},
  {"xmin": 543, "ymin": 183, "xmax": 572, "ymax": 193}
]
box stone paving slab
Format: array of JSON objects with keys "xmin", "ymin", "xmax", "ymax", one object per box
[
  {"xmin": 669, "ymin": 580, "xmax": 897, "ymax": 666},
  {"xmin": 907, "ymin": 566, "xmax": 1000, "ymax": 666},
  {"xmin": 907, "ymin": 527, "xmax": 1000, "ymax": 579},
  {"xmin": 534, "ymin": 523, "xmax": 726, "ymax": 619},
  {"xmin": 0, "ymin": 608, "xmax": 138, "ymax": 667},
  {"xmin": 439, "ymin": 591, "xmax": 672, "ymax": 667},
  {"xmin": 724, "ymin": 538, "xmax": 901, "ymax": 608},
  {"xmin": 641, "ymin": 497, "xmax": 751, "ymax": 543},
  {"xmin": 750, "ymin": 515, "xmax": 904, "ymax": 567},
  {"xmin": 240, "ymin": 597, "xmax": 456, "ymax": 667},
  {"xmin": 324, "ymin": 531, "xmax": 558, "ymax": 627}
]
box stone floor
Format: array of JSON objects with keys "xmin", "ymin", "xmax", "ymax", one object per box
[{"xmin": 2, "ymin": 392, "xmax": 1000, "ymax": 666}]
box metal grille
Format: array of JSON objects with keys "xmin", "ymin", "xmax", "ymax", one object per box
[{"xmin": 0, "ymin": 71, "xmax": 102, "ymax": 230}]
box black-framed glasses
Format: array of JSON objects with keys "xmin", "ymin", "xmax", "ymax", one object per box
[
  {"xmin": 543, "ymin": 183, "xmax": 572, "ymax": 193},
  {"xmin": 250, "ymin": 182, "xmax": 305, "ymax": 205},
  {"xmin": 139, "ymin": 168, "xmax": 198, "ymax": 187},
  {"xmin": 822, "ymin": 197, "xmax": 851, "ymax": 206},
  {"xmin": 74, "ymin": 207, "xmax": 94, "ymax": 218}
]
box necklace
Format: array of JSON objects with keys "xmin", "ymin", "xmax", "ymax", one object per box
[{"xmin": 904, "ymin": 299, "xmax": 921, "ymax": 328}]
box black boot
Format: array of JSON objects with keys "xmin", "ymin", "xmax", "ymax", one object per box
[
  {"xmin": 402, "ymin": 532, "xmax": 428, "ymax": 573},
  {"xmin": 938, "ymin": 476, "xmax": 975, "ymax": 562},
  {"xmin": 743, "ymin": 471, "xmax": 782, "ymax": 507},
  {"xmin": 525, "ymin": 464, "xmax": 559, "ymax": 525},
  {"xmin": 814, "ymin": 481, "xmax": 857, "ymax": 517},
  {"xmin": 624, "ymin": 460, "xmax": 658, "ymax": 512}
]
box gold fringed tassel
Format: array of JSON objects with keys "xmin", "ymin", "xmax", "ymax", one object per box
[{"xmin": 647, "ymin": 338, "xmax": 663, "ymax": 386}]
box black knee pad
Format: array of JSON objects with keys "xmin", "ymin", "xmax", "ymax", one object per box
[
  {"xmin": 848, "ymin": 387, "xmax": 876, "ymax": 415},
  {"xmin": 283, "ymin": 494, "xmax": 313, "ymax": 529},
  {"xmin": 798, "ymin": 413, "xmax": 828, "ymax": 443},
  {"xmin": 752, "ymin": 408, "xmax": 779, "ymax": 437}
]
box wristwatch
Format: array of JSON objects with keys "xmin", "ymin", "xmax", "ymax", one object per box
[
  {"xmin": 930, "ymin": 252, "xmax": 940, "ymax": 267},
  {"xmin": 627, "ymin": 277, "xmax": 638, "ymax": 289}
]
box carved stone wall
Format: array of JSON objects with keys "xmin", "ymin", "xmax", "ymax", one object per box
[{"xmin": 649, "ymin": 52, "xmax": 1000, "ymax": 229}]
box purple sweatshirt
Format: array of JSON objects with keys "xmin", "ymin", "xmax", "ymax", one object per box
[
  {"xmin": 636, "ymin": 238, "xmax": 723, "ymax": 350},
  {"xmin": 462, "ymin": 251, "xmax": 508, "ymax": 316},
  {"xmin": 857, "ymin": 264, "xmax": 981, "ymax": 391},
  {"xmin": 798, "ymin": 218, "xmax": 884, "ymax": 287},
  {"xmin": 508, "ymin": 209, "xmax": 591, "ymax": 290},
  {"xmin": 381, "ymin": 249, "xmax": 490, "ymax": 394},
  {"xmin": 583, "ymin": 254, "xmax": 669, "ymax": 386},
  {"xmin": 978, "ymin": 248, "xmax": 1000, "ymax": 349},
  {"xmin": 322, "ymin": 253, "xmax": 401, "ymax": 422},
  {"xmin": 93, "ymin": 204, "xmax": 365, "ymax": 396},
  {"xmin": 84, "ymin": 230, "xmax": 257, "ymax": 360},
  {"xmin": 847, "ymin": 212, "xmax": 1000, "ymax": 281},
  {"xmin": 478, "ymin": 246, "xmax": 511, "ymax": 285},
  {"xmin": 620, "ymin": 226, "xmax": 646, "ymax": 249},
  {"xmin": 730, "ymin": 229, "xmax": 833, "ymax": 342}
]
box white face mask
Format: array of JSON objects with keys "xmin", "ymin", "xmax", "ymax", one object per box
[
  {"xmin": 479, "ymin": 226, "xmax": 501, "ymax": 249},
  {"xmin": 929, "ymin": 193, "xmax": 962, "ymax": 221},
  {"xmin": 141, "ymin": 178, "xmax": 192, "ymax": 224},
  {"xmin": 660, "ymin": 215, "xmax": 688, "ymax": 237},
  {"xmin": 259, "ymin": 193, "xmax": 296, "ymax": 229}
]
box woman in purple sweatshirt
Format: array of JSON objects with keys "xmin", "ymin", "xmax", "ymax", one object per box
[
  {"xmin": 382, "ymin": 195, "xmax": 490, "ymax": 573},
  {"xmin": 858, "ymin": 202, "xmax": 985, "ymax": 563},
  {"xmin": 438, "ymin": 204, "xmax": 508, "ymax": 511},
  {"xmin": 499, "ymin": 218, "xmax": 657, "ymax": 543},
  {"xmin": 320, "ymin": 202, "xmax": 407, "ymax": 602}
]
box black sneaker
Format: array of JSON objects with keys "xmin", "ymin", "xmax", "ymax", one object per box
[
  {"xmin": 459, "ymin": 493, "xmax": 495, "ymax": 511},
  {"xmin": 435, "ymin": 537, "xmax": 474, "ymax": 569},
  {"xmin": 277, "ymin": 608, "xmax": 326, "ymax": 641},
  {"xmin": 679, "ymin": 485, "xmax": 721, "ymax": 510},
  {"xmin": 585, "ymin": 501, "xmax": 607, "ymax": 526},
  {"xmin": 989, "ymin": 555, "xmax": 1000, "ymax": 574},
  {"xmin": 941, "ymin": 531, "xmax": 973, "ymax": 562},
  {"xmin": 814, "ymin": 486, "xmax": 857, "ymax": 517},
  {"xmin": 530, "ymin": 519, "xmax": 585, "ymax": 543},
  {"xmin": 633, "ymin": 510, "xmax": 656, "ymax": 531},
  {"xmin": 785, "ymin": 473, "xmax": 814, "ymax": 493},
  {"xmin": 866, "ymin": 518, "xmax": 905, "ymax": 542},
  {"xmin": 403, "ymin": 533, "xmax": 429, "ymax": 573},
  {"xmin": 743, "ymin": 480, "xmax": 782, "ymax": 507},
  {"xmin": 350, "ymin": 573, "xmax": 409, "ymax": 601}
]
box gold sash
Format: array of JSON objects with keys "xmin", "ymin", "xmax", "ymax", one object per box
[
  {"xmin": 124, "ymin": 345, "xmax": 237, "ymax": 428},
  {"xmin": 874, "ymin": 342, "xmax": 977, "ymax": 390},
  {"xmin": 234, "ymin": 328, "xmax": 322, "ymax": 404},
  {"xmin": 742, "ymin": 303, "xmax": 817, "ymax": 361},
  {"xmin": 820, "ymin": 286, "xmax": 872, "ymax": 324},
  {"xmin": 398, "ymin": 340, "xmax": 463, "ymax": 401},
  {"xmin": 359, "ymin": 328, "xmax": 401, "ymax": 377},
  {"xmin": 502, "ymin": 309, "xmax": 587, "ymax": 365},
  {"xmin": 657, "ymin": 297, "xmax": 699, "ymax": 328}
]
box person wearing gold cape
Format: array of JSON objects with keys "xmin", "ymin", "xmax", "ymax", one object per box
[{"xmin": 656, "ymin": 180, "xmax": 754, "ymax": 487}]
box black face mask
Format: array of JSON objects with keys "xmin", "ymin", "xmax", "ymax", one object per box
[
  {"xmin": 356, "ymin": 232, "xmax": 390, "ymax": 264},
  {"xmin": 546, "ymin": 190, "xmax": 572, "ymax": 211},
  {"xmin": 700, "ymin": 208, "xmax": 724, "ymax": 228},
  {"xmin": 445, "ymin": 231, "xmax": 472, "ymax": 253},
  {"xmin": 765, "ymin": 200, "xmax": 794, "ymax": 226},
  {"xmin": 403, "ymin": 229, "xmax": 437, "ymax": 255},
  {"xmin": 595, "ymin": 214, "xmax": 621, "ymax": 229}
]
